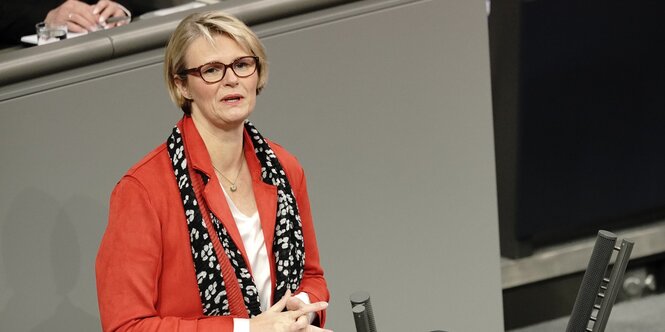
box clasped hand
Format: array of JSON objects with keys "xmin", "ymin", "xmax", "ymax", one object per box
[
  {"xmin": 45, "ymin": 0, "xmax": 130, "ymax": 33},
  {"xmin": 250, "ymin": 290, "xmax": 333, "ymax": 332}
]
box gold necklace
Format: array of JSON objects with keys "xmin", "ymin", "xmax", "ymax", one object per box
[{"xmin": 212, "ymin": 156, "xmax": 244, "ymax": 192}]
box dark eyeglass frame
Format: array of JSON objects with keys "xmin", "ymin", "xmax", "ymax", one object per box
[{"xmin": 178, "ymin": 56, "xmax": 259, "ymax": 83}]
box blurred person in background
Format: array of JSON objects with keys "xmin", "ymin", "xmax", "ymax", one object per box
[{"xmin": 0, "ymin": 0, "xmax": 159, "ymax": 46}]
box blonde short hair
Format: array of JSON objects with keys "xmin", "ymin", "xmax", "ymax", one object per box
[{"xmin": 164, "ymin": 11, "xmax": 269, "ymax": 114}]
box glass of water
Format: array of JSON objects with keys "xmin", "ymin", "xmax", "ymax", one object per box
[{"xmin": 36, "ymin": 22, "xmax": 68, "ymax": 45}]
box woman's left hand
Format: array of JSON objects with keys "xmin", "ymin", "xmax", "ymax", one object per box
[
  {"xmin": 93, "ymin": 0, "xmax": 130, "ymax": 29},
  {"xmin": 286, "ymin": 296, "xmax": 331, "ymax": 332}
]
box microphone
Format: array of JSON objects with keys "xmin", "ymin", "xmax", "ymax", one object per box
[
  {"xmin": 566, "ymin": 230, "xmax": 634, "ymax": 332},
  {"xmin": 350, "ymin": 291, "xmax": 377, "ymax": 332},
  {"xmin": 349, "ymin": 290, "xmax": 449, "ymax": 332}
]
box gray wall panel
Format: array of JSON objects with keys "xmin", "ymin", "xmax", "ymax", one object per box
[
  {"xmin": 0, "ymin": 0, "xmax": 502, "ymax": 331},
  {"xmin": 0, "ymin": 61, "xmax": 180, "ymax": 331},
  {"xmin": 253, "ymin": 1, "xmax": 502, "ymax": 330}
]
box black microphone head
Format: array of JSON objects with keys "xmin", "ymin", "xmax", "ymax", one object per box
[
  {"xmin": 350, "ymin": 291, "xmax": 371, "ymax": 305},
  {"xmin": 566, "ymin": 230, "xmax": 618, "ymax": 332},
  {"xmin": 352, "ymin": 304, "xmax": 366, "ymax": 314},
  {"xmin": 350, "ymin": 291, "xmax": 377, "ymax": 332}
]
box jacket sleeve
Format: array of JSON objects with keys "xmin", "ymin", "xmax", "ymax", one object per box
[
  {"xmin": 96, "ymin": 177, "xmax": 236, "ymax": 331},
  {"xmin": 293, "ymin": 169, "xmax": 330, "ymax": 327},
  {"xmin": 112, "ymin": 0, "xmax": 161, "ymax": 17}
]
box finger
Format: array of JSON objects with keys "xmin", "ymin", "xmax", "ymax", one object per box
[
  {"xmin": 92, "ymin": 0, "xmax": 110, "ymax": 15},
  {"xmin": 80, "ymin": 7, "xmax": 98, "ymax": 26},
  {"xmin": 289, "ymin": 301, "xmax": 328, "ymax": 319},
  {"xmin": 286, "ymin": 296, "xmax": 305, "ymax": 311},
  {"xmin": 44, "ymin": 2, "xmax": 83, "ymax": 31},
  {"xmin": 93, "ymin": 0, "xmax": 118, "ymax": 26},
  {"xmin": 98, "ymin": 5, "xmax": 119, "ymax": 25},
  {"xmin": 66, "ymin": 1, "xmax": 98, "ymax": 28},
  {"xmin": 290, "ymin": 315, "xmax": 308, "ymax": 331},
  {"xmin": 63, "ymin": 5, "xmax": 96, "ymax": 31},
  {"xmin": 299, "ymin": 301, "xmax": 329, "ymax": 314},
  {"xmin": 304, "ymin": 325, "xmax": 334, "ymax": 332},
  {"xmin": 44, "ymin": 14, "xmax": 63, "ymax": 27},
  {"xmin": 115, "ymin": 13, "xmax": 130, "ymax": 26},
  {"xmin": 66, "ymin": 20, "xmax": 88, "ymax": 33},
  {"xmin": 267, "ymin": 289, "xmax": 292, "ymax": 313},
  {"xmin": 286, "ymin": 296, "xmax": 329, "ymax": 313},
  {"xmin": 103, "ymin": 10, "xmax": 128, "ymax": 28},
  {"xmin": 68, "ymin": 12, "xmax": 98, "ymax": 32}
]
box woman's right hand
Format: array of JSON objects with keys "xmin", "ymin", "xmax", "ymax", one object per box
[{"xmin": 249, "ymin": 290, "xmax": 333, "ymax": 332}]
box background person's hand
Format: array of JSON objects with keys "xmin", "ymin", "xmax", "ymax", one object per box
[
  {"xmin": 93, "ymin": 0, "xmax": 130, "ymax": 29},
  {"xmin": 44, "ymin": 0, "xmax": 98, "ymax": 33}
]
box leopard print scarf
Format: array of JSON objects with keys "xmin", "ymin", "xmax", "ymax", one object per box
[{"xmin": 166, "ymin": 120, "xmax": 305, "ymax": 317}]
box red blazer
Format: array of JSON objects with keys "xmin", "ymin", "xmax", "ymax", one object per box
[{"xmin": 96, "ymin": 116, "xmax": 329, "ymax": 331}]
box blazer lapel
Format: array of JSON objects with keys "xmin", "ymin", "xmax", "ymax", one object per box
[
  {"xmin": 181, "ymin": 116, "xmax": 280, "ymax": 283},
  {"xmin": 254, "ymin": 181, "xmax": 277, "ymax": 253},
  {"xmin": 180, "ymin": 116, "xmax": 248, "ymax": 260},
  {"xmin": 244, "ymin": 134, "xmax": 278, "ymax": 258}
]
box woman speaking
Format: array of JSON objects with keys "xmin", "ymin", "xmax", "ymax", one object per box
[{"xmin": 96, "ymin": 10, "xmax": 330, "ymax": 332}]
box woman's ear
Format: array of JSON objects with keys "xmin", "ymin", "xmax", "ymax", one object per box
[{"xmin": 174, "ymin": 76, "xmax": 192, "ymax": 100}]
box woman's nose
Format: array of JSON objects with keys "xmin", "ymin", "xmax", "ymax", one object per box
[{"xmin": 222, "ymin": 67, "xmax": 239, "ymax": 86}]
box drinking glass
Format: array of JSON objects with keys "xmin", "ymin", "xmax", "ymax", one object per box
[{"xmin": 36, "ymin": 22, "xmax": 68, "ymax": 45}]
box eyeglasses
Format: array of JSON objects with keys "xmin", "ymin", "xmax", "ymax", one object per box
[{"xmin": 178, "ymin": 56, "xmax": 259, "ymax": 83}]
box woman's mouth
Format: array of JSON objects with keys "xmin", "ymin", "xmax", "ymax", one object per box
[{"xmin": 221, "ymin": 94, "xmax": 243, "ymax": 103}]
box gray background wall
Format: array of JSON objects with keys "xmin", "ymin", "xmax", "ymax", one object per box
[{"xmin": 0, "ymin": 0, "xmax": 502, "ymax": 331}]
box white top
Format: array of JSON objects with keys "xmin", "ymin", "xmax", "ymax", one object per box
[
  {"xmin": 222, "ymin": 186, "xmax": 313, "ymax": 332},
  {"xmin": 222, "ymin": 186, "xmax": 272, "ymax": 312}
]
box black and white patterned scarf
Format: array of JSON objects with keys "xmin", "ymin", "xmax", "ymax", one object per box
[{"xmin": 166, "ymin": 120, "xmax": 305, "ymax": 317}]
